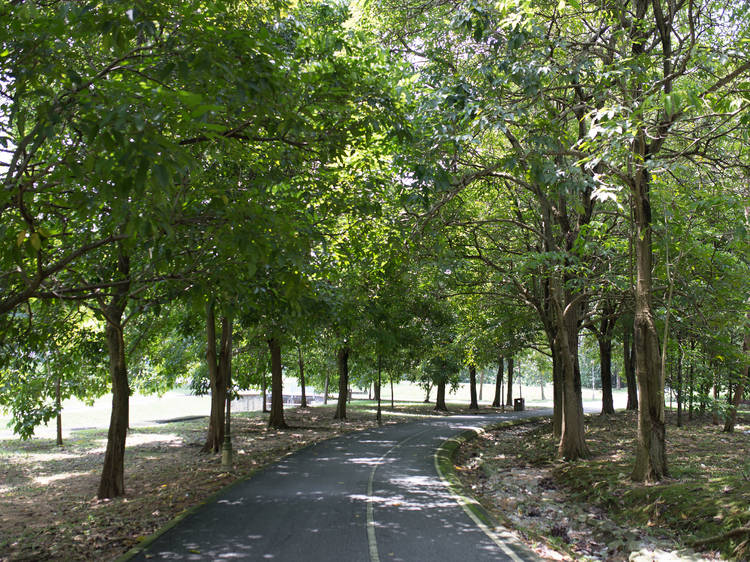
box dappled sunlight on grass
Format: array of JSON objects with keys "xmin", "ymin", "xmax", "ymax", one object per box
[
  {"xmin": 126, "ymin": 432, "xmax": 182, "ymax": 447},
  {"xmin": 33, "ymin": 471, "xmax": 91, "ymax": 486}
]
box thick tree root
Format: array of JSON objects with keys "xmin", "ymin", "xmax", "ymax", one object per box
[{"xmin": 689, "ymin": 526, "xmax": 750, "ymax": 548}]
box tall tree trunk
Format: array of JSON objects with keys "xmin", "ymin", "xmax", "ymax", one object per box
[
  {"xmin": 376, "ymin": 355, "xmax": 382, "ymax": 424},
  {"xmin": 98, "ymin": 250, "xmax": 131, "ymax": 499},
  {"xmin": 712, "ymin": 367, "xmax": 720, "ymax": 425},
  {"xmin": 334, "ymin": 346, "xmax": 349, "ymax": 420},
  {"xmin": 505, "ymin": 357, "xmax": 514, "ymax": 406},
  {"xmin": 204, "ymin": 307, "xmax": 230, "ymax": 453},
  {"xmin": 297, "ymin": 342, "xmax": 307, "ymax": 408},
  {"xmin": 423, "ymin": 381, "xmax": 432, "ymax": 403},
  {"xmin": 554, "ymin": 284, "xmax": 589, "ymax": 460},
  {"xmin": 676, "ymin": 339, "xmax": 683, "ymax": 428},
  {"xmin": 390, "ymin": 374, "xmax": 394, "ymax": 409},
  {"xmin": 268, "ymin": 337, "xmax": 287, "ymax": 429},
  {"xmin": 688, "ymin": 341, "xmax": 694, "ymax": 421},
  {"xmin": 469, "ymin": 365, "xmax": 478, "ymax": 410},
  {"xmin": 629, "ymin": 0, "xmax": 669, "ymax": 484},
  {"xmin": 492, "ymin": 356, "xmax": 504, "ymax": 407},
  {"xmin": 624, "ymin": 323, "xmax": 638, "ymax": 410},
  {"xmin": 435, "ymin": 380, "xmax": 448, "ymax": 411},
  {"xmin": 599, "ymin": 333, "xmax": 615, "ymax": 414},
  {"xmin": 552, "ymin": 345, "xmax": 563, "ymax": 438},
  {"xmin": 699, "ymin": 378, "xmax": 710, "ymax": 415},
  {"xmin": 631, "ymin": 166, "xmax": 668, "ymax": 481},
  {"xmin": 219, "ymin": 316, "xmax": 232, "ymax": 427},
  {"xmin": 262, "ymin": 372, "xmax": 268, "ymax": 413},
  {"xmin": 55, "ymin": 374, "xmax": 62, "ymax": 447},
  {"xmin": 323, "ymin": 372, "xmax": 329, "ymax": 405},
  {"xmin": 724, "ymin": 314, "xmax": 749, "ymax": 432}
]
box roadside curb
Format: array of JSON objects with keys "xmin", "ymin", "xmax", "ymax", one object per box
[{"xmin": 433, "ymin": 414, "xmax": 550, "ymax": 562}]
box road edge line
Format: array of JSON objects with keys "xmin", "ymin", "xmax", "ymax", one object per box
[{"xmin": 433, "ymin": 415, "xmax": 549, "ymax": 562}]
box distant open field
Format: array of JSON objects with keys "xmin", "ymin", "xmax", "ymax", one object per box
[{"xmin": 0, "ymin": 377, "xmax": 629, "ymax": 441}]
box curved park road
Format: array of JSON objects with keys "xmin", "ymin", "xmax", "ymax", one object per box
[{"xmin": 128, "ymin": 409, "xmax": 550, "ymax": 562}]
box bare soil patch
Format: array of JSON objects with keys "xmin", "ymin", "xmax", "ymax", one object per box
[{"xmin": 453, "ymin": 411, "xmax": 750, "ymax": 561}]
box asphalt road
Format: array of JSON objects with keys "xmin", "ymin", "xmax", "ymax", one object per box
[{"xmin": 128, "ymin": 410, "xmax": 549, "ymax": 561}]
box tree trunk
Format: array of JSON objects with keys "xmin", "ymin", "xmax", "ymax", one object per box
[
  {"xmin": 492, "ymin": 356, "xmax": 504, "ymax": 407},
  {"xmin": 435, "ymin": 380, "xmax": 448, "ymax": 411},
  {"xmin": 554, "ymin": 284, "xmax": 589, "ymax": 460},
  {"xmin": 712, "ymin": 367, "xmax": 720, "ymax": 425},
  {"xmin": 98, "ymin": 250, "xmax": 130, "ymax": 499},
  {"xmin": 262, "ymin": 371, "xmax": 268, "ymax": 413},
  {"xmin": 334, "ymin": 346, "xmax": 349, "ymax": 420},
  {"xmin": 297, "ymin": 342, "xmax": 307, "ymax": 408},
  {"xmin": 423, "ymin": 381, "xmax": 432, "ymax": 403},
  {"xmin": 540, "ymin": 381, "xmax": 545, "ymax": 400},
  {"xmin": 203, "ymin": 307, "xmax": 229, "ymax": 453},
  {"xmin": 552, "ymin": 346, "xmax": 563, "ymax": 438},
  {"xmin": 390, "ymin": 374, "xmax": 394, "ymax": 409},
  {"xmin": 599, "ymin": 334, "xmax": 615, "ymax": 414},
  {"xmin": 724, "ymin": 318, "xmax": 749, "ymax": 432},
  {"xmin": 376, "ymin": 355, "xmax": 382, "ymax": 424},
  {"xmin": 688, "ymin": 341, "xmax": 694, "ymax": 421},
  {"xmin": 628, "ymin": 0, "xmax": 669, "ymax": 483},
  {"xmin": 623, "ymin": 322, "xmax": 638, "ymax": 410},
  {"xmin": 469, "ymin": 365, "xmax": 478, "ymax": 410},
  {"xmin": 323, "ymin": 372, "xmax": 329, "ymax": 405},
  {"xmin": 699, "ymin": 378, "xmax": 710, "ymax": 415},
  {"xmin": 506, "ymin": 357, "xmax": 514, "ymax": 406},
  {"xmin": 631, "ymin": 166, "xmax": 668, "ymax": 481},
  {"xmin": 268, "ymin": 337, "xmax": 287, "ymax": 429},
  {"xmin": 479, "ymin": 369, "xmax": 484, "ymax": 401},
  {"xmin": 55, "ymin": 375, "xmax": 62, "ymax": 447},
  {"xmin": 676, "ymin": 340, "xmax": 683, "ymax": 428}
]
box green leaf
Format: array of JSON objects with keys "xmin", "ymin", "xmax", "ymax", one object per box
[
  {"xmin": 191, "ymin": 104, "xmax": 224, "ymax": 119},
  {"xmin": 178, "ymin": 91, "xmax": 203, "ymax": 108},
  {"xmin": 152, "ymin": 164, "xmax": 170, "ymax": 188}
]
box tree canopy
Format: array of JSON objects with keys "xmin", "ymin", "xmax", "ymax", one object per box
[{"xmin": 1, "ymin": 0, "xmax": 748, "ymax": 499}]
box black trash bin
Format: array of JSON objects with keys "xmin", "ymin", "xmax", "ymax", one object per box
[{"xmin": 514, "ymin": 398, "xmax": 525, "ymax": 412}]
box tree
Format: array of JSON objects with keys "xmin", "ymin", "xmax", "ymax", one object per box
[
  {"xmin": 202, "ymin": 305, "xmax": 232, "ymax": 453},
  {"xmin": 492, "ymin": 356, "xmax": 504, "ymax": 408}
]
